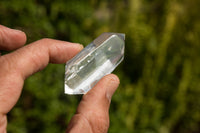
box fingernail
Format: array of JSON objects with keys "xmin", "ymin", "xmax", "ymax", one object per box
[
  {"xmin": 78, "ymin": 44, "xmax": 84, "ymax": 49},
  {"xmin": 71, "ymin": 43, "xmax": 84, "ymax": 50},
  {"xmin": 106, "ymin": 75, "xmax": 120, "ymax": 101},
  {"xmin": 12, "ymin": 29, "xmax": 25, "ymax": 34}
]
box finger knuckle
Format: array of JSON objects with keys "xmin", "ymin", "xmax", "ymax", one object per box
[
  {"xmin": 76, "ymin": 112, "xmax": 109, "ymax": 133},
  {"xmin": 29, "ymin": 50, "xmax": 47, "ymax": 71},
  {"xmin": 40, "ymin": 38, "xmax": 53, "ymax": 42},
  {"xmin": 92, "ymin": 113, "xmax": 109, "ymax": 133},
  {"xmin": 37, "ymin": 38, "xmax": 57, "ymax": 50}
]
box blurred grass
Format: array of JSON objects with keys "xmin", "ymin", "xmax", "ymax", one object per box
[{"xmin": 0, "ymin": 0, "xmax": 200, "ymax": 133}]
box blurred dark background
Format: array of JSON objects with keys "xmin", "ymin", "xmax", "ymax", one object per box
[{"xmin": 0, "ymin": 0, "xmax": 200, "ymax": 133}]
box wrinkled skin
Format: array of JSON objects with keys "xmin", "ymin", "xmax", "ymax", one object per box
[{"xmin": 0, "ymin": 25, "xmax": 119, "ymax": 133}]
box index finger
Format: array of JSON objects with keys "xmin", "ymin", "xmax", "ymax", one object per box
[{"xmin": 1, "ymin": 38, "xmax": 83, "ymax": 79}]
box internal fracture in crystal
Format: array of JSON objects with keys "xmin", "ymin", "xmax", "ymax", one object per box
[{"xmin": 64, "ymin": 32, "xmax": 125, "ymax": 94}]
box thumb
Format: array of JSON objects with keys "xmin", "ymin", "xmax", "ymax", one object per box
[{"xmin": 66, "ymin": 74, "xmax": 119, "ymax": 133}]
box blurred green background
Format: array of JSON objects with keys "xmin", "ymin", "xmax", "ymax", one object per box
[{"xmin": 0, "ymin": 0, "xmax": 200, "ymax": 133}]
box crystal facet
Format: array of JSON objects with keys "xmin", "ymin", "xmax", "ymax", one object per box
[{"xmin": 64, "ymin": 32, "xmax": 125, "ymax": 94}]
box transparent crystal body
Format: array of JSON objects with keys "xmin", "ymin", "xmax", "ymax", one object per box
[{"xmin": 65, "ymin": 33, "xmax": 125, "ymax": 94}]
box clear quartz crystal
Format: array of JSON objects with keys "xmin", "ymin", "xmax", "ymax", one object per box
[{"xmin": 64, "ymin": 32, "xmax": 125, "ymax": 94}]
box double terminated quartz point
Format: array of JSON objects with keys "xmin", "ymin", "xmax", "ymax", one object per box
[{"xmin": 65, "ymin": 33, "xmax": 125, "ymax": 94}]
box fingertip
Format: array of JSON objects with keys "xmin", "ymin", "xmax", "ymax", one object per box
[
  {"xmin": 81, "ymin": 74, "xmax": 119, "ymax": 110},
  {"xmin": 103, "ymin": 74, "xmax": 120, "ymax": 100},
  {"xmin": 49, "ymin": 41, "xmax": 84, "ymax": 63},
  {"xmin": 98, "ymin": 74, "xmax": 120, "ymax": 92},
  {"xmin": 17, "ymin": 30, "xmax": 27, "ymax": 43},
  {"xmin": 12, "ymin": 29, "xmax": 27, "ymax": 47},
  {"xmin": 74, "ymin": 43, "xmax": 84, "ymax": 50},
  {"xmin": 0, "ymin": 26, "xmax": 27, "ymax": 50},
  {"xmin": 106, "ymin": 74, "xmax": 120, "ymax": 85},
  {"xmin": 69, "ymin": 43, "xmax": 84, "ymax": 52}
]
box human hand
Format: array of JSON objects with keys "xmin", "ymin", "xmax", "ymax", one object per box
[{"xmin": 0, "ymin": 25, "xmax": 119, "ymax": 133}]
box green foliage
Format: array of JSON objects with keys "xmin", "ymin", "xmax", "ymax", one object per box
[{"xmin": 0, "ymin": 0, "xmax": 200, "ymax": 133}]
